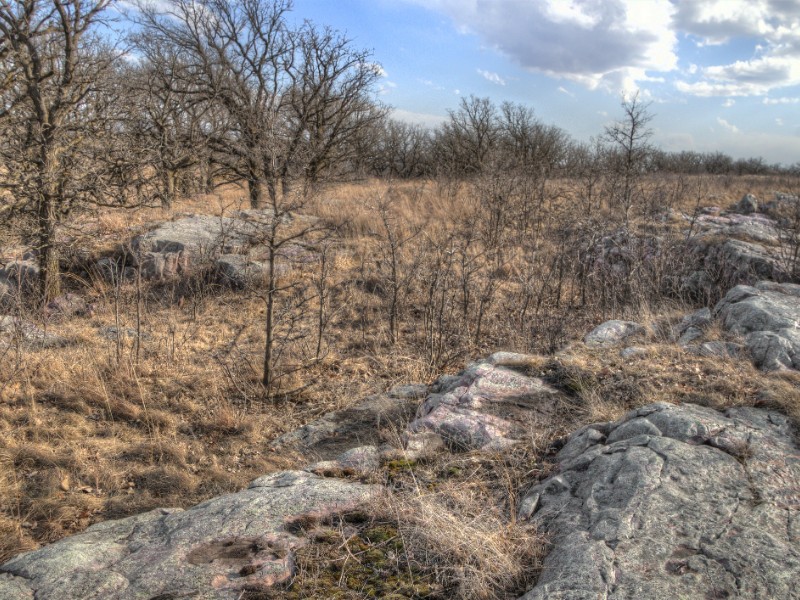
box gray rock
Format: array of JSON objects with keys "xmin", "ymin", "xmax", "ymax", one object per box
[
  {"xmin": 712, "ymin": 282, "xmax": 800, "ymax": 370},
  {"xmin": 691, "ymin": 212, "xmax": 779, "ymax": 245},
  {"xmin": 0, "ymin": 316, "xmax": 69, "ymax": 349},
  {"xmin": 45, "ymin": 294, "xmax": 90, "ymax": 319},
  {"xmin": 620, "ymin": 346, "xmax": 647, "ymax": 359},
  {"xmin": 407, "ymin": 357, "xmax": 565, "ymax": 451},
  {"xmin": 306, "ymin": 445, "xmax": 381, "ymax": 477},
  {"xmin": 215, "ymin": 254, "xmax": 271, "ymax": 288},
  {"xmin": 584, "ymin": 320, "xmax": 645, "ymax": 347},
  {"xmin": 733, "ymin": 193, "xmax": 758, "ymax": 214},
  {"xmin": 685, "ymin": 340, "xmax": 743, "ymax": 359},
  {"xmin": 402, "ymin": 431, "xmax": 445, "ymax": 460},
  {"xmin": 673, "ymin": 307, "xmax": 713, "ymax": 347},
  {"xmin": 270, "ymin": 387, "xmax": 423, "ymax": 461},
  {"xmin": 519, "ymin": 402, "xmax": 800, "ymax": 600},
  {"xmin": 0, "ymin": 471, "xmax": 378, "ymax": 600}
]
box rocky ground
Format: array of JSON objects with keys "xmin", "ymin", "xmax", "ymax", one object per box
[{"xmin": 1, "ymin": 187, "xmax": 800, "ymax": 598}]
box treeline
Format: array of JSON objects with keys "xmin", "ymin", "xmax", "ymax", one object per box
[{"xmin": 0, "ymin": 0, "xmax": 795, "ymax": 303}]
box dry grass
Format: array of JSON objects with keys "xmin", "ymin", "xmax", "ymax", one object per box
[{"xmin": 1, "ymin": 172, "xmax": 799, "ymax": 593}]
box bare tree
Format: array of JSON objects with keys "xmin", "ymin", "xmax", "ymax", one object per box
[
  {"xmin": 0, "ymin": 0, "xmax": 120, "ymax": 303},
  {"xmin": 135, "ymin": 0, "xmax": 383, "ymax": 208},
  {"xmin": 602, "ymin": 92, "xmax": 654, "ymax": 226}
]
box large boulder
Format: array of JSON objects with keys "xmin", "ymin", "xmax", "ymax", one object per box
[
  {"xmin": 519, "ymin": 402, "xmax": 800, "ymax": 600},
  {"xmin": 732, "ymin": 193, "xmax": 758, "ymax": 214},
  {"xmin": 714, "ymin": 281, "xmax": 800, "ymax": 370},
  {"xmin": 407, "ymin": 352, "xmax": 566, "ymax": 451},
  {"xmin": 0, "ymin": 471, "xmax": 378, "ymax": 600}
]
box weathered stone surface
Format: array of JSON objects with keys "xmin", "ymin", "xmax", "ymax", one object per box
[
  {"xmin": 714, "ymin": 282, "xmax": 800, "ymax": 370},
  {"xmin": 691, "ymin": 212, "xmax": 779, "ymax": 245},
  {"xmin": 270, "ymin": 384, "xmax": 427, "ymax": 461},
  {"xmin": 306, "ymin": 445, "xmax": 381, "ymax": 477},
  {"xmin": 733, "ymin": 193, "xmax": 758, "ymax": 214},
  {"xmin": 584, "ymin": 320, "xmax": 645, "ymax": 347},
  {"xmin": 0, "ymin": 471, "xmax": 378, "ymax": 600},
  {"xmin": 519, "ymin": 402, "xmax": 800, "ymax": 600},
  {"xmin": 0, "ymin": 316, "xmax": 69, "ymax": 349},
  {"xmin": 407, "ymin": 354, "xmax": 566, "ymax": 451},
  {"xmin": 45, "ymin": 293, "xmax": 90, "ymax": 319},
  {"xmin": 215, "ymin": 254, "xmax": 271, "ymax": 288},
  {"xmin": 620, "ymin": 346, "xmax": 647, "ymax": 359},
  {"xmin": 685, "ymin": 340, "xmax": 743, "ymax": 359}
]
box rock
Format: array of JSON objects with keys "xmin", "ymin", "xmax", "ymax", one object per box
[
  {"xmin": 519, "ymin": 402, "xmax": 800, "ymax": 600},
  {"xmin": 94, "ymin": 257, "xmax": 135, "ymax": 283},
  {"xmin": 0, "ymin": 260, "xmax": 40, "ymax": 290},
  {"xmin": 733, "ymin": 193, "xmax": 758, "ymax": 214},
  {"xmin": 584, "ymin": 320, "xmax": 645, "ymax": 347},
  {"xmin": 306, "ymin": 445, "xmax": 381, "ymax": 477},
  {"xmin": 673, "ymin": 307, "xmax": 713, "ymax": 347},
  {"xmin": 620, "ymin": 346, "xmax": 647, "ymax": 359},
  {"xmin": 402, "ymin": 431, "xmax": 445, "ymax": 460},
  {"xmin": 715, "ymin": 282, "xmax": 800, "ymax": 334},
  {"xmin": 690, "ymin": 211, "xmax": 779, "ymax": 245},
  {"xmin": 745, "ymin": 329, "xmax": 800, "ymax": 371},
  {"xmin": 685, "ymin": 341, "xmax": 743, "ymax": 359},
  {"xmin": 407, "ymin": 356, "xmax": 566, "ymax": 451},
  {"xmin": 99, "ymin": 326, "xmax": 151, "ymax": 342},
  {"xmin": 215, "ymin": 254, "xmax": 271, "ymax": 288},
  {"xmin": 0, "ymin": 471, "xmax": 378, "ymax": 600},
  {"xmin": 762, "ymin": 192, "xmax": 800, "ymax": 217},
  {"xmin": 45, "ymin": 294, "xmax": 90, "ymax": 319},
  {"xmin": 270, "ymin": 385, "xmax": 426, "ymax": 461},
  {"xmin": 0, "ymin": 316, "xmax": 69, "ymax": 349}
]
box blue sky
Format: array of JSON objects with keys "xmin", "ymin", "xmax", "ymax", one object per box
[{"xmin": 289, "ymin": 0, "xmax": 800, "ymax": 165}]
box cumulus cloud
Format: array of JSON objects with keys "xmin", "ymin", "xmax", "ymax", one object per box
[
  {"xmin": 717, "ymin": 117, "xmax": 741, "ymax": 133},
  {"xmin": 477, "ymin": 69, "xmax": 506, "ymax": 86},
  {"xmin": 673, "ymin": 1, "xmax": 800, "ymax": 96},
  {"xmin": 403, "ymin": 0, "xmax": 678, "ymax": 93},
  {"xmin": 723, "ymin": 99, "xmax": 736, "ymax": 107}
]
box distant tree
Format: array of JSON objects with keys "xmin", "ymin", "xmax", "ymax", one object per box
[
  {"xmin": 602, "ymin": 92, "xmax": 654, "ymax": 225},
  {"xmin": 0, "ymin": 0, "xmax": 121, "ymax": 303}
]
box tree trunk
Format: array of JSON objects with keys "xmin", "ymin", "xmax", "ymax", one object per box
[
  {"xmin": 37, "ymin": 197, "xmax": 60, "ymax": 304},
  {"xmin": 162, "ymin": 170, "xmax": 176, "ymax": 210},
  {"xmin": 248, "ymin": 178, "xmax": 263, "ymax": 209},
  {"xmin": 262, "ymin": 248, "xmax": 276, "ymax": 392}
]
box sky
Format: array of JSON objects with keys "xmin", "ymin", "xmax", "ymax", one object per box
[{"xmin": 287, "ymin": 0, "xmax": 800, "ymax": 165}]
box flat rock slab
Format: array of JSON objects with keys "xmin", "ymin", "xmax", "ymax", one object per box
[
  {"xmin": 0, "ymin": 471, "xmax": 378, "ymax": 600},
  {"xmin": 270, "ymin": 384, "xmax": 428, "ymax": 461},
  {"xmin": 519, "ymin": 402, "xmax": 800, "ymax": 600},
  {"xmin": 408, "ymin": 353, "xmax": 566, "ymax": 451},
  {"xmin": 715, "ymin": 281, "xmax": 800, "ymax": 370}
]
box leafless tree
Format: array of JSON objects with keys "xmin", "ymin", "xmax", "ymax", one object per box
[
  {"xmin": 602, "ymin": 92, "xmax": 654, "ymax": 226},
  {"xmin": 0, "ymin": 0, "xmax": 120, "ymax": 303},
  {"xmin": 135, "ymin": 0, "xmax": 383, "ymax": 208}
]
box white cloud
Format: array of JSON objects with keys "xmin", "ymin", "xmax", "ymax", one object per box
[
  {"xmin": 764, "ymin": 96, "xmax": 800, "ymax": 104},
  {"xmin": 776, "ymin": 117, "xmax": 784, "ymax": 126},
  {"xmin": 717, "ymin": 117, "xmax": 741, "ymax": 133},
  {"xmin": 723, "ymin": 99, "xmax": 736, "ymax": 107},
  {"xmin": 672, "ymin": 1, "xmax": 800, "ymax": 97},
  {"xmin": 558, "ymin": 86, "xmax": 575, "ymax": 97},
  {"xmin": 477, "ymin": 69, "xmax": 506, "ymax": 86},
  {"xmin": 391, "ymin": 108, "xmax": 447, "ymax": 128},
  {"xmin": 403, "ymin": 0, "xmax": 678, "ymax": 93}
]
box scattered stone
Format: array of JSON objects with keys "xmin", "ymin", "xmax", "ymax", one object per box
[
  {"xmin": 733, "ymin": 193, "xmax": 758, "ymax": 214},
  {"xmin": 0, "ymin": 471, "xmax": 378, "ymax": 600},
  {"xmin": 407, "ymin": 357, "xmax": 566, "ymax": 451},
  {"xmin": 620, "ymin": 346, "xmax": 647, "ymax": 359},
  {"xmin": 584, "ymin": 320, "xmax": 645, "ymax": 347},
  {"xmin": 100, "ymin": 326, "xmax": 152, "ymax": 342},
  {"xmin": 685, "ymin": 340, "xmax": 743, "ymax": 359},
  {"xmin": 0, "ymin": 316, "xmax": 69, "ymax": 349},
  {"xmin": 519, "ymin": 402, "xmax": 800, "ymax": 600},
  {"xmin": 45, "ymin": 294, "xmax": 90, "ymax": 319},
  {"xmin": 402, "ymin": 431, "xmax": 445, "ymax": 460},
  {"xmin": 270, "ymin": 385, "xmax": 426, "ymax": 461}
]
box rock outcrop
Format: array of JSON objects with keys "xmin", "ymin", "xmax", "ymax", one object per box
[
  {"xmin": 715, "ymin": 281, "xmax": 800, "ymax": 370},
  {"xmin": 0, "ymin": 472, "xmax": 378, "ymax": 600},
  {"xmin": 519, "ymin": 402, "xmax": 800, "ymax": 600}
]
